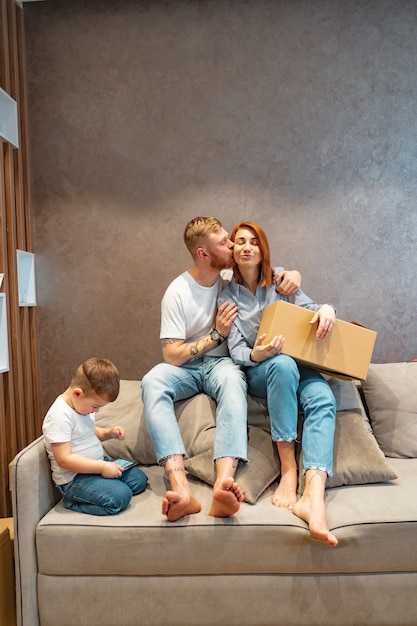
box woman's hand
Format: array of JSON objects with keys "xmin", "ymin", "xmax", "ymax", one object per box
[
  {"xmin": 215, "ymin": 301, "xmax": 238, "ymax": 338},
  {"xmin": 250, "ymin": 333, "xmax": 285, "ymax": 363},
  {"xmin": 310, "ymin": 304, "xmax": 336, "ymax": 339}
]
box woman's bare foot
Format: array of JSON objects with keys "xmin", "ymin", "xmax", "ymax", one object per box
[
  {"xmin": 273, "ymin": 441, "xmax": 298, "ymax": 508},
  {"xmin": 209, "ymin": 477, "xmax": 243, "ymax": 517},
  {"xmin": 162, "ymin": 490, "xmax": 201, "ymax": 522},
  {"xmin": 292, "ymin": 494, "xmax": 337, "ymax": 545},
  {"xmin": 272, "ymin": 468, "xmax": 298, "ymax": 509},
  {"xmin": 292, "ymin": 469, "xmax": 338, "ymax": 546}
]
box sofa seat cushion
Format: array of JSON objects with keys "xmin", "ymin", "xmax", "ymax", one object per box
[{"xmin": 36, "ymin": 458, "xmax": 417, "ymax": 578}]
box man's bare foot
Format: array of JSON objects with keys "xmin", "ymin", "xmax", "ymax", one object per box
[
  {"xmin": 292, "ymin": 494, "xmax": 338, "ymax": 546},
  {"xmin": 209, "ymin": 477, "xmax": 243, "ymax": 517},
  {"xmin": 162, "ymin": 490, "xmax": 201, "ymax": 522},
  {"xmin": 272, "ymin": 468, "xmax": 298, "ymax": 509}
]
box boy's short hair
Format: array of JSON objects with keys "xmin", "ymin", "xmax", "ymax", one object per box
[
  {"xmin": 183, "ymin": 216, "xmax": 223, "ymax": 257},
  {"xmin": 71, "ymin": 357, "xmax": 120, "ymax": 402}
]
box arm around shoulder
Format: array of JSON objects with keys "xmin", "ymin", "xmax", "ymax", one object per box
[{"xmin": 275, "ymin": 269, "xmax": 301, "ymax": 295}]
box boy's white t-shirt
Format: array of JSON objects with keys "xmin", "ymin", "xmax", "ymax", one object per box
[
  {"xmin": 42, "ymin": 395, "xmax": 103, "ymax": 485},
  {"xmin": 160, "ymin": 270, "xmax": 230, "ymax": 357}
]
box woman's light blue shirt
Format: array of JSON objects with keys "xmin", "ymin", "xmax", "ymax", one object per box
[{"xmin": 217, "ymin": 267, "xmax": 321, "ymax": 367}]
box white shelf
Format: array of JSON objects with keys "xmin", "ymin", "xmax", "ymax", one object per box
[
  {"xmin": 0, "ymin": 294, "xmax": 9, "ymax": 373},
  {"xmin": 17, "ymin": 250, "xmax": 37, "ymax": 306},
  {"xmin": 0, "ymin": 88, "xmax": 19, "ymax": 148}
]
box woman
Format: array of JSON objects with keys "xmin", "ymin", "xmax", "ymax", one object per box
[{"xmin": 218, "ymin": 221, "xmax": 338, "ymax": 546}]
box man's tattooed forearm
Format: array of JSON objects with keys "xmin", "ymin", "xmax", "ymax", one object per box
[
  {"xmin": 189, "ymin": 337, "xmax": 211, "ymax": 361},
  {"xmin": 161, "ymin": 337, "xmax": 211, "ymax": 361},
  {"xmin": 161, "ymin": 338, "xmax": 179, "ymax": 346}
]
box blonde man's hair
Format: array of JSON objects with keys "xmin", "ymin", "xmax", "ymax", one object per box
[
  {"xmin": 183, "ymin": 216, "xmax": 223, "ymax": 258},
  {"xmin": 70, "ymin": 357, "xmax": 120, "ymax": 402}
]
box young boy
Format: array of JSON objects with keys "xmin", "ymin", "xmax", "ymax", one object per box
[{"xmin": 43, "ymin": 357, "xmax": 147, "ymax": 515}]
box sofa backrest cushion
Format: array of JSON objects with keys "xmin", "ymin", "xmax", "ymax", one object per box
[
  {"xmin": 97, "ymin": 380, "xmax": 222, "ymax": 465},
  {"xmin": 97, "ymin": 377, "xmax": 396, "ymax": 503},
  {"xmin": 97, "ymin": 377, "xmax": 364, "ymax": 466},
  {"xmin": 361, "ymin": 362, "xmax": 417, "ymax": 458}
]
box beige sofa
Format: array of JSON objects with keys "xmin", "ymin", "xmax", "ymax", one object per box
[{"xmin": 11, "ymin": 362, "xmax": 417, "ymax": 626}]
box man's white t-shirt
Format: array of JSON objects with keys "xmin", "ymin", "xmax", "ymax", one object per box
[{"xmin": 160, "ymin": 270, "xmax": 231, "ymax": 357}]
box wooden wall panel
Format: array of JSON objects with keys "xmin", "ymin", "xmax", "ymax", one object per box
[{"xmin": 0, "ymin": 0, "xmax": 40, "ymax": 517}]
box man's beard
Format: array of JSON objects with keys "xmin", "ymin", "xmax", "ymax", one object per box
[{"xmin": 209, "ymin": 251, "xmax": 235, "ymax": 271}]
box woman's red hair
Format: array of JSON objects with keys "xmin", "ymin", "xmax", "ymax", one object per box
[{"xmin": 230, "ymin": 222, "xmax": 274, "ymax": 287}]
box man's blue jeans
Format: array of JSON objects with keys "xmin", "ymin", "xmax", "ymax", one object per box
[
  {"xmin": 58, "ymin": 462, "xmax": 148, "ymax": 516},
  {"xmin": 246, "ymin": 355, "xmax": 336, "ymax": 475},
  {"xmin": 141, "ymin": 356, "xmax": 248, "ymax": 463}
]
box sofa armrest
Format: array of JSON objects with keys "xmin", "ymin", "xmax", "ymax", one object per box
[{"xmin": 11, "ymin": 435, "xmax": 61, "ymax": 626}]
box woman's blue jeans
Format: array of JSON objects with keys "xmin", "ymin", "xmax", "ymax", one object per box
[
  {"xmin": 141, "ymin": 356, "xmax": 248, "ymax": 463},
  {"xmin": 246, "ymin": 355, "xmax": 336, "ymax": 475},
  {"xmin": 58, "ymin": 462, "xmax": 148, "ymax": 516}
]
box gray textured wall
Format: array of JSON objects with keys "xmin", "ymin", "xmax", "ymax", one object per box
[{"xmin": 24, "ymin": 0, "xmax": 417, "ymax": 415}]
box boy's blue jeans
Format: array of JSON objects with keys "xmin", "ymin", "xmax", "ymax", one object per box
[
  {"xmin": 58, "ymin": 462, "xmax": 148, "ymax": 516},
  {"xmin": 141, "ymin": 356, "xmax": 248, "ymax": 463},
  {"xmin": 246, "ymin": 355, "xmax": 336, "ymax": 475}
]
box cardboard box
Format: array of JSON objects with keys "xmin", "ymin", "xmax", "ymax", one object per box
[{"xmin": 257, "ymin": 300, "xmax": 377, "ymax": 380}]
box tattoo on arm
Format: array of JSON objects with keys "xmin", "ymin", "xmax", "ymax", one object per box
[
  {"xmin": 188, "ymin": 337, "xmax": 211, "ymax": 361},
  {"xmin": 161, "ymin": 338, "xmax": 179, "ymax": 347},
  {"xmin": 161, "ymin": 336, "xmax": 212, "ymax": 362}
]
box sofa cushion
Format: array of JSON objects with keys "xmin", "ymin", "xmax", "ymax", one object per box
[
  {"xmin": 98, "ymin": 378, "xmax": 395, "ymax": 498},
  {"xmin": 298, "ymin": 410, "xmax": 397, "ymax": 491},
  {"xmin": 361, "ymin": 362, "xmax": 417, "ymax": 458},
  {"xmin": 98, "ymin": 382, "xmax": 218, "ymax": 465},
  {"xmin": 98, "ymin": 381, "xmax": 156, "ymax": 464},
  {"xmin": 236, "ymin": 378, "xmax": 396, "ymax": 492},
  {"xmin": 35, "ymin": 458, "xmax": 417, "ymax": 578},
  {"xmin": 98, "ymin": 378, "xmax": 364, "ymax": 463},
  {"xmin": 326, "ymin": 376, "xmax": 366, "ymax": 414},
  {"xmin": 186, "ymin": 407, "xmax": 396, "ymax": 498},
  {"xmin": 184, "ymin": 426, "xmax": 280, "ymax": 504}
]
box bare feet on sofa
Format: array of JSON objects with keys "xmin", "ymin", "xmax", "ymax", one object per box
[
  {"xmin": 272, "ymin": 441, "xmax": 298, "ymax": 508},
  {"xmin": 162, "ymin": 490, "xmax": 201, "ymax": 522},
  {"xmin": 163, "ymin": 454, "xmax": 201, "ymax": 522},
  {"xmin": 209, "ymin": 477, "xmax": 243, "ymax": 517},
  {"xmin": 292, "ymin": 469, "xmax": 338, "ymax": 546},
  {"xmin": 272, "ymin": 469, "xmax": 298, "ymax": 509},
  {"xmin": 209, "ymin": 457, "xmax": 243, "ymax": 517}
]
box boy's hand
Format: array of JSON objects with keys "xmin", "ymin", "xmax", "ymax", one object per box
[
  {"xmin": 94, "ymin": 425, "xmax": 125, "ymax": 441},
  {"xmin": 108, "ymin": 426, "xmax": 125, "ymax": 440},
  {"xmin": 101, "ymin": 461, "xmax": 123, "ymax": 479}
]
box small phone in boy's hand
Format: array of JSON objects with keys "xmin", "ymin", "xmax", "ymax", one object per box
[{"xmin": 113, "ymin": 458, "xmax": 138, "ymax": 470}]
